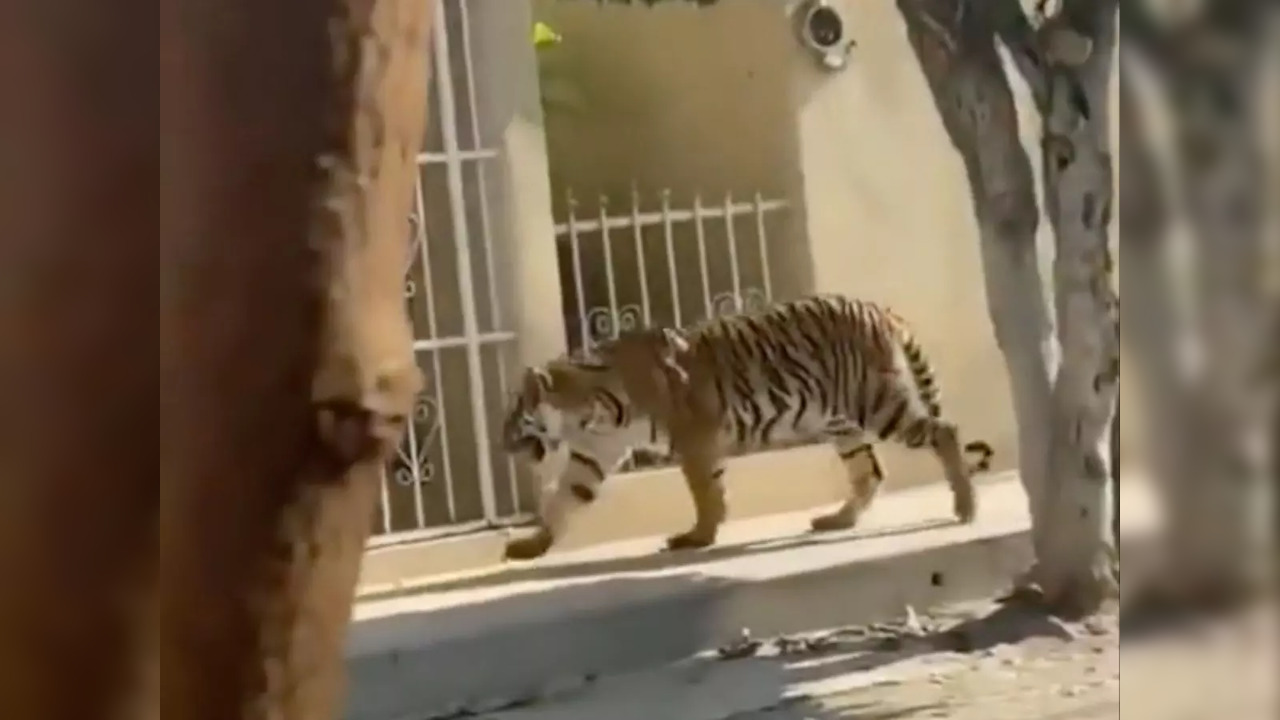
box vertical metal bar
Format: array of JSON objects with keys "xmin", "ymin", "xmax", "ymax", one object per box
[
  {"xmin": 378, "ymin": 469, "xmax": 393, "ymax": 534},
  {"xmin": 661, "ymin": 189, "xmax": 683, "ymax": 328},
  {"xmin": 755, "ymin": 192, "xmax": 774, "ymax": 302},
  {"xmin": 599, "ymin": 196, "xmax": 621, "ymax": 338},
  {"xmin": 455, "ymin": 0, "xmax": 500, "ymax": 332},
  {"xmin": 401, "ymin": 206, "xmax": 432, "ymax": 530},
  {"xmin": 415, "ymin": 170, "xmax": 457, "ymax": 521},
  {"xmin": 567, "ymin": 190, "xmax": 590, "ymax": 350},
  {"xmin": 693, "ymin": 192, "xmax": 713, "ymax": 319},
  {"xmin": 501, "ymin": 345, "xmax": 520, "ymax": 512},
  {"xmin": 724, "ymin": 192, "xmax": 743, "ymax": 313},
  {"xmin": 433, "ymin": 7, "xmax": 499, "ymax": 523},
  {"xmin": 631, "ymin": 184, "xmax": 652, "ymax": 328},
  {"xmin": 403, "ymin": 396, "xmax": 427, "ymax": 528},
  {"xmin": 455, "ymin": 0, "xmax": 519, "ymax": 514}
]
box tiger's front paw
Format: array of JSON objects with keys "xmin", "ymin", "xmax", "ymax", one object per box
[
  {"xmin": 809, "ymin": 509, "xmax": 857, "ymax": 532},
  {"xmin": 665, "ymin": 530, "xmax": 716, "ymax": 551},
  {"xmin": 504, "ymin": 531, "xmax": 554, "ymax": 561}
]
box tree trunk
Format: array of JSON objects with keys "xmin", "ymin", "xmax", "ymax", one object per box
[
  {"xmin": 897, "ymin": 0, "xmax": 1120, "ymax": 614},
  {"xmin": 1115, "ymin": 42, "xmax": 1204, "ymax": 596},
  {"xmin": 1124, "ymin": 0, "xmax": 1274, "ymax": 602},
  {"xmin": 895, "ymin": 0, "xmax": 1058, "ymax": 568},
  {"xmin": 0, "ymin": 5, "xmax": 156, "ymax": 718},
  {"xmin": 160, "ymin": 1, "xmax": 432, "ymax": 719},
  {"xmin": 1032, "ymin": 0, "xmax": 1121, "ymax": 613},
  {"xmin": 1111, "ymin": 394, "xmax": 1118, "ymax": 544}
]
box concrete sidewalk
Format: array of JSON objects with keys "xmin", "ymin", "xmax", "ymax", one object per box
[
  {"xmin": 479, "ymin": 600, "xmax": 1273, "ymax": 720},
  {"xmin": 473, "ymin": 599, "xmax": 1122, "ymax": 720},
  {"xmin": 344, "ymin": 475, "xmax": 1157, "ymax": 720}
]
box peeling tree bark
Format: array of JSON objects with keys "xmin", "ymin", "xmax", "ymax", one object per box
[
  {"xmin": 1111, "ymin": 394, "xmax": 1119, "ymax": 544},
  {"xmin": 1123, "ymin": 0, "xmax": 1274, "ymax": 602},
  {"xmin": 897, "ymin": 0, "xmax": 1121, "ymax": 614},
  {"xmin": 161, "ymin": 0, "xmax": 432, "ymax": 718},
  {"xmin": 1031, "ymin": 0, "xmax": 1121, "ymax": 612}
]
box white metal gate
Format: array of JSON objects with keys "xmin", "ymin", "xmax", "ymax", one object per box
[{"xmin": 370, "ymin": 0, "xmax": 526, "ymax": 546}]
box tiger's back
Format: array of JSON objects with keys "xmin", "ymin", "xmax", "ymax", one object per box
[{"xmin": 676, "ymin": 294, "xmax": 945, "ymax": 451}]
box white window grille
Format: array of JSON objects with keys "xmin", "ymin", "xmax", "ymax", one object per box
[
  {"xmin": 557, "ymin": 187, "xmax": 787, "ymax": 352},
  {"xmin": 370, "ymin": 0, "xmax": 527, "ymax": 546}
]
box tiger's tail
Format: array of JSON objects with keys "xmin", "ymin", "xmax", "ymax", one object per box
[{"xmin": 896, "ymin": 324, "xmax": 994, "ymax": 474}]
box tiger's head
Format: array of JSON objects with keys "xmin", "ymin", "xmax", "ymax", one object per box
[
  {"xmin": 501, "ymin": 355, "xmax": 615, "ymax": 468},
  {"xmin": 501, "ymin": 328, "xmax": 692, "ymax": 478}
]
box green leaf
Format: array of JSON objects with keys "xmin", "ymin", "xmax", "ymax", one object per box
[{"xmin": 532, "ymin": 21, "xmax": 563, "ymax": 48}]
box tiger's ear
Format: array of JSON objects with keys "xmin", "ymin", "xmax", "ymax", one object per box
[
  {"xmin": 540, "ymin": 360, "xmax": 591, "ymax": 408},
  {"xmin": 521, "ymin": 366, "xmax": 553, "ymax": 404},
  {"xmin": 608, "ymin": 327, "xmax": 691, "ymax": 420},
  {"xmin": 655, "ymin": 328, "xmax": 691, "ymax": 387},
  {"xmin": 612, "ymin": 327, "xmax": 690, "ymax": 386}
]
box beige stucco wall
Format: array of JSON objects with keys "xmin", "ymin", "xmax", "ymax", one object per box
[{"xmin": 788, "ymin": 0, "xmax": 1017, "ymax": 484}]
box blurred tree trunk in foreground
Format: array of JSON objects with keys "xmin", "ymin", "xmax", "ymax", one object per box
[
  {"xmin": 1, "ymin": 1, "xmax": 434, "ymax": 720},
  {"xmin": 0, "ymin": 2, "xmax": 156, "ymax": 719},
  {"xmin": 1121, "ymin": 0, "xmax": 1274, "ymax": 608},
  {"xmin": 160, "ymin": 0, "xmax": 435, "ymax": 717}
]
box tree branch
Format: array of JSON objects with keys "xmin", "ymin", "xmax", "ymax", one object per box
[
  {"xmin": 987, "ymin": 0, "xmax": 1050, "ymax": 104},
  {"xmin": 898, "ymin": 0, "xmax": 967, "ymax": 54}
]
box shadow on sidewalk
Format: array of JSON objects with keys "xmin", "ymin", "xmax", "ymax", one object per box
[
  {"xmin": 701, "ymin": 599, "xmax": 1083, "ymax": 720},
  {"xmin": 365, "ymin": 516, "xmax": 958, "ymax": 603}
]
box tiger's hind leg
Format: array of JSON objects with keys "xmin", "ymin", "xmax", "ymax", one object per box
[
  {"xmin": 907, "ymin": 416, "xmax": 977, "ymax": 524},
  {"xmin": 666, "ymin": 446, "xmax": 728, "ymax": 551},
  {"xmin": 870, "ymin": 387, "xmax": 978, "ymax": 525},
  {"xmin": 811, "ymin": 429, "xmax": 886, "ymax": 532}
]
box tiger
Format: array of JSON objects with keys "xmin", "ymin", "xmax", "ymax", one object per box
[{"xmin": 501, "ymin": 294, "xmax": 995, "ymax": 561}]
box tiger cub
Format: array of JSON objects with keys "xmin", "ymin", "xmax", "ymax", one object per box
[{"xmin": 501, "ymin": 294, "xmax": 994, "ymax": 561}]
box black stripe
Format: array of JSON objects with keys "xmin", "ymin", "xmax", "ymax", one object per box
[
  {"xmin": 837, "ymin": 444, "xmax": 871, "ymax": 461},
  {"xmin": 760, "ymin": 386, "xmax": 790, "ymax": 445},
  {"xmin": 600, "ymin": 390, "xmax": 625, "ymax": 426},
  {"xmin": 569, "ymin": 450, "xmax": 606, "ymax": 481},
  {"xmin": 877, "ymin": 400, "xmax": 909, "ymax": 440},
  {"xmin": 569, "ymin": 483, "xmax": 598, "ymax": 503},
  {"xmin": 863, "ymin": 376, "xmax": 888, "ymax": 427}
]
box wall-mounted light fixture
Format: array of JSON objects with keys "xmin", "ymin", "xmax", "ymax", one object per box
[{"xmin": 794, "ymin": 0, "xmax": 856, "ymax": 71}]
